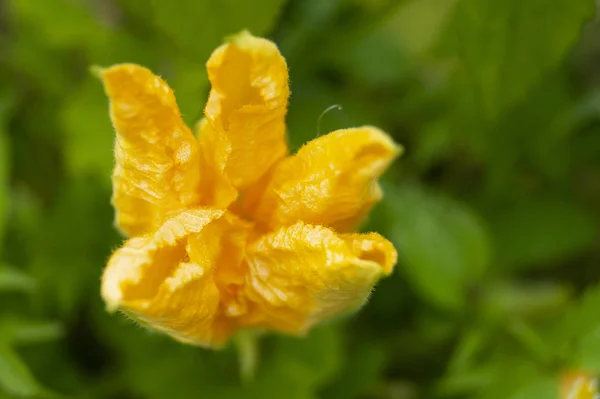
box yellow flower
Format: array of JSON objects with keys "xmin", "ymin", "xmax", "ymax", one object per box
[
  {"xmin": 560, "ymin": 370, "xmax": 599, "ymax": 399},
  {"xmin": 98, "ymin": 31, "xmax": 401, "ymax": 348}
]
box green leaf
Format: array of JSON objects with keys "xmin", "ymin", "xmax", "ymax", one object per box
[
  {"xmin": 0, "ymin": 319, "xmax": 63, "ymax": 346},
  {"xmin": 60, "ymin": 79, "xmax": 114, "ymax": 181},
  {"xmin": 379, "ymin": 183, "xmax": 491, "ymax": 310},
  {"xmin": 553, "ymin": 285, "xmax": 600, "ymax": 371},
  {"xmin": 442, "ymin": 352, "xmax": 556, "ymax": 399},
  {"xmin": 441, "ymin": 0, "xmax": 594, "ymax": 121},
  {"xmin": 493, "ymin": 377, "xmax": 556, "ymax": 399},
  {"xmin": 0, "ymin": 345, "xmax": 42, "ymax": 398},
  {"xmin": 7, "ymin": 0, "xmax": 107, "ymax": 49},
  {"xmin": 244, "ymin": 325, "xmax": 343, "ymax": 399},
  {"xmin": 0, "ymin": 267, "xmax": 35, "ymax": 294},
  {"xmin": 321, "ymin": 342, "xmax": 388, "ymax": 399},
  {"xmin": 0, "ymin": 133, "xmax": 7, "ymax": 245},
  {"xmin": 101, "ymin": 318, "xmax": 342, "ymax": 399},
  {"xmin": 573, "ymin": 326, "xmax": 600, "ymax": 373},
  {"xmin": 145, "ymin": 0, "xmax": 287, "ymax": 61},
  {"xmin": 286, "ymin": 80, "xmax": 366, "ymax": 150},
  {"xmin": 488, "ymin": 197, "xmax": 596, "ymax": 271},
  {"xmin": 28, "ymin": 179, "xmax": 119, "ymax": 316},
  {"xmin": 482, "ymin": 281, "xmax": 571, "ymax": 322},
  {"xmin": 437, "ymin": 367, "xmax": 494, "ymax": 397},
  {"xmin": 481, "ymin": 71, "xmax": 575, "ymax": 193},
  {"xmin": 7, "ymin": 32, "xmax": 71, "ymax": 96},
  {"xmin": 0, "ymin": 95, "xmax": 11, "ymax": 249},
  {"xmin": 385, "ymin": 0, "xmax": 460, "ymax": 58},
  {"xmin": 166, "ymin": 56, "xmax": 209, "ymax": 125},
  {"xmin": 447, "ymin": 327, "xmax": 488, "ymax": 373}
]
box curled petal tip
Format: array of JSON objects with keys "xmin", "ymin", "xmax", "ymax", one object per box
[
  {"xmin": 101, "ymin": 260, "xmax": 127, "ymax": 314},
  {"xmin": 360, "ymin": 125, "xmax": 404, "ymax": 158},
  {"xmin": 98, "ymin": 64, "xmax": 160, "ymax": 92},
  {"xmin": 346, "ymin": 232, "xmax": 398, "ymax": 275},
  {"xmin": 102, "ymin": 290, "xmax": 121, "ymax": 314}
]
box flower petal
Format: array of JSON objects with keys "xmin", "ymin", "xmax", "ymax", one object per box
[
  {"xmin": 242, "ymin": 222, "xmax": 397, "ymax": 334},
  {"xmin": 100, "ymin": 64, "xmax": 202, "ymax": 237},
  {"xmin": 200, "ymin": 31, "xmax": 289, "ymax": 191},
  {"xmin": 195, "ymin": 118, "xmax": 238, "ymax": 209},
  {"xmin": 101, "ymin": 209, "xmax": 250, "ymax": 348},
  {"xmin": 249, "ymin": 126, "xmax": 402, "ymax": 232}
]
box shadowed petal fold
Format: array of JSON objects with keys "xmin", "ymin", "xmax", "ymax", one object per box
[
  {"xmin": 100, "ymin": 64, "xmax": 202, "ymax": 237},
  {"xmin": 243, "ymin": 222, "xmax": 397, "ymax": 334},
  {"xmin": 200, "ymin": 31, "xmax": 289, "ymax": 194},
  {"xmin": 250, "ymin": 126, "xmax": 402, "ymax": 232},
  {"xmin": 101, "ymin": 209, "xmax": 250, "ymax": 348}
]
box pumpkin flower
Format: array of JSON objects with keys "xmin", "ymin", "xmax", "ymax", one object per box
[{"xmin": 98, "ymin": 31, "xmax": 401, "ymax": 348}]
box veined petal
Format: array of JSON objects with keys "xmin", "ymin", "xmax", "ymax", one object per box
[
  {"xmin": 101, "ymin": 209, "xmax": 250, "ymax": 348},
  {"xmin": 250, "ymin": 126, "xmax": 402, "ymax": 232},
  {"xmin": 242, "ymin": 222, "xmax": 397, "ymax": 334},
  {"xmin": 201, "ymin": 31, "xmax": 289, "ymax": 191},
  {"xmin": 100, "ymin": 64, "xmax": 202, "ymax": 237}
]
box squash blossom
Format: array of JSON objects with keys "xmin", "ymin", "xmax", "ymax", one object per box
[{"xmin": 98, "ymin": 31, "xmax": 401, "ymax": 348}]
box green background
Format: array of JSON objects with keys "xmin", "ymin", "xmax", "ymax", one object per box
[{"xmin": 1, "ymin": 0, "xmax": 600, "ymax": 397}]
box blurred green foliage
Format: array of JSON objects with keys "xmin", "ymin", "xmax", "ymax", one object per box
[{"xmin": 1, "ymin": 0, "xmax": 599, "ymax": 398}]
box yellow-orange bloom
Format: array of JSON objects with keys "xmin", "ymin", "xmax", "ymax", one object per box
[
  {"xmin": 98, "ymin": 31, "xmax": 401, "ymax": 348},
  {"xmin": 560, "ymin": 370, "xmax": 599, "ymax": 399}
]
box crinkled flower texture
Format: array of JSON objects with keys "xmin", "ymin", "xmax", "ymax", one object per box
[{"xmin": 99, "ymin": 31, "xmax": 402, "ymax": 348}]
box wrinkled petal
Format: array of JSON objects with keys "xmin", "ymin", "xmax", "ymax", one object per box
[
  {"xmin": 249, "ymin": 126, "xmax": 402, "ymax": 232},
  {"xmin": 101, "ymin": 209, "xmax": 250, "ymax": 348},
  {"xmin": 200, "ymin": 31, "xmax": 289, "ymax": 193},
  {"xmin": 100, "ymin": 64, "xmax": 202, "ymax": 237},
  {"xmin": 242, "ymin": 222, "xmax": 397, "ymax": 334},
  {"xmin": 195, "ymin": 118, "xmax": 238, "ymax": 209}
]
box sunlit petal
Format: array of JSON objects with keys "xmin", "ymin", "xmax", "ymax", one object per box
[
  {"xmin": 250, "ymin": 126, "xmax": 402, "ymax": 232},
  {"xmin": 100, "ymin": 64, "xmax": 202, "ymax": 237}
]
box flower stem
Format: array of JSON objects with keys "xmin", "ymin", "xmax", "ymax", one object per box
[{"xmin": 234, "ymin": 331, "xmax": 260, "ymax": 382}]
